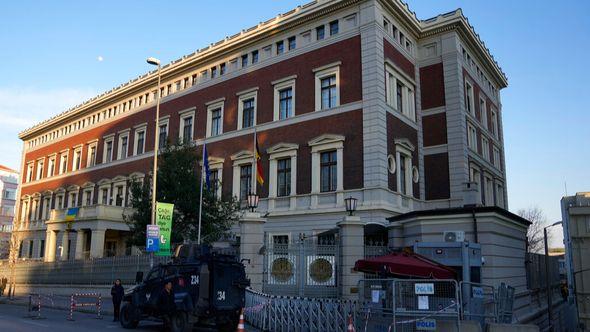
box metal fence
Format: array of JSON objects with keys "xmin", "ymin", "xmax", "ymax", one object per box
[
  {"xmin": 356, "ymin": 279, "xmax": 461, "ymax": 332},
  {"xmin": 460, "ymin": 281, "xmax": 497, "ymax": 328},
  {"xmin": 263, "ymin": 237, "xmax": 338, "ymax": 298},
  {"xmin": 4, "ymin": 254, "xmax": 170, "ymax": 286},
  {"xmin": 526, "ymin": 253, "xmax": 561, "ymax": 290},
  {"xmin": 244, "ymin": 288, "xmax": 357, "ymax": 332}
]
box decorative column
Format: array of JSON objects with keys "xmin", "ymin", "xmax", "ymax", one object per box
[
  {"xmin": 337, "ymin": 215, "xmax": 365, "ymax": 299},
  {"xmin": 45, "ymin": 230, "xmax": 58, "ymax": 262},
  {"xmin": 60, "ymin": 231, "xmax": 70, "ymax": 261},
  {"xmin": 90, "ymin": 229, "xmax": 106, "ymax": 258},
  {"xmin": 239, "ymin": 211, "xmax": 266, "ymax": 292},
  {"xmin": 75, "ymin": 230, "xmax": 85, "ymax": 260}
]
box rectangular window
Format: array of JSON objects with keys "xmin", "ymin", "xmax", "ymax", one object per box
[
  {"xmin": 242, "ymin": 98, "xmax": 255, "ymax": 129},
  {"xmin": 72, "ymin": 149, "xmax": 82, "ymax": 171},
  {"xmin": 329, "ymin": 20, "xmax": 339, "ymax": 35},
  {"xmin": 220, "ymin": 63, "xmax": 226, "ymax": 75},
  {"xmin": 175, "ymin": 81, "xmax": 181, "ymax": 91},
  {"xmin": 277, "ymin": 158, "xmax": 291, "ymax": 197},
  {"xmin": 251, "ymin": 50, "xmax": 259, "ymax": 64},
  {"xmin": 482, "ymin": 137, "xmax": 490, "ymax": 161},
  {"xmin": 104, "ymin": 139, "xmax": 113, "ymax": 163},
  {"xmin": 490, "ymin": 109, "xmax": 498, "ymax": 138},
  {"xmin": 210, "ymin": 170, "xmax": 219, "ymax": 197},
  {"xmin": 69, "ymin": 192, "xmax": 78, "ymax": 208},
  {"xmin": 484, "ymin": 176, "xmax": 494, "ymax": 206},
  {"xmin": 316, "ymin": 25, "xmax": 325, "ymax": 40},
  {"xmin": 493, "ymin": 146, "xmax": 501, "ymax": 168},
  {"xmin": 39, "ymin": 240, "xmax": 45, "ymax": 258},
  {"xmin": 182, "ymin": 116, "xmax": 193, "ymax": 142},
  {"xmin": 288, "ymin": 36, "xmax": 296, "ymax": 50},
  {"xmin": 496, "ymin": 183, "xmax": 504, "ymax": 207},
  {"xmin": 47, "ymin": 157, "xmax": 55, "ymax": 177},
  {"xmin": 84, "ymin": 190, "xmax": 92, "ymax": 206},
  {"xmin": 399, "ymin": 155, "xmax": 407, "ymax": 195},
  {"xmin": 101, "ymin": 188, "xmax": 109, "ymax": 205},
  {"xmin": 86, "ymin": 145, "xmax": 96, "ymax": 167},
  {"xmin": 396, "ymin": 81, "xmax": 403, "ymax": 112},
  {"xmin": 320, "ymin": 151, "xmax": 337, "ymax": 192},
  {"xmin": 135, "ymin": 130, "xmax": 145, "ymax": 155},
  {"xmin": 276, "ymin": 40, "xmax": 284, "ymax": 55},
  {"xmin": 240, "ymin": 165, "xmax": 252, "ymax": 200},
  {"xmin": 467, "ymin": 124, "xmax": 477, "ymax": 151},
  {"xmin": 36, "ymin": 160, "xmax": 44, "ymax": 180},
  {"xmin": 480, "ymin": 97, "xmax": 487, "ymax": 128},
  {"xmin": 57, "ymin": 195, "xmax": 63, "ymax": 209},
  {"xmin": 28, "ymin": 240, "xmax": 33, "ymax": 258},
  {"xmin": 59, "ymin": 154, "xmax": 68, "ymax": 174},
  {"xmin": 241, "ymin": 54, "xmax": 248, "ymax": 68},
  {"xmin": 26, "ymin": 163, "xmax": 33, "ymax": 182},
  {"xmin": 118, "ymin": 135, "xmax": 128, "ymax": 160},
  {"xmin": 114, "ymin": 186, "xmax": 123, "ymax": 206},
  {"xmin": 210, "ymin": 66, "xmax": 217, "ymax": 78},
  {"xmin": 465, "ymin": 82, "xmax": 474, "ymax": 115},
  {"xmin": 210, "ymin": 108, "xmax": 222, "ymax": 136},
  {"xmin": 279, "ymin": 87, "xmax": 293, "ymax": 120},
  {"xmin": 320, "ymin": 75, "xmax": 337, "ymax": 110},
  {"xmin": 159, "ymin": 123, "xmax": 168, "ymax": 149}
]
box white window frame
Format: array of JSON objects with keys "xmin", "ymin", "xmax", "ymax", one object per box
[
  {"xmin": 133, "ymin": 125, "xmax": 147, "ymax": 156},
  {"xmin": 309, "ymin": 134, "xmax": 345, "ymax": 207},
  {"xmin": 158, "ymin": 116, "xmax": 170, "ymax": 149},
  {"xmin": 206, "ymin": 100, "xmax": 225, "ymax": 138},
  {"xmin": 465, "ymin": 81, "xmax": 475, "ymax": 116},
  {"xmin": 314, "ymin": 63, "xmax": 340, "ymax": 111},
  {"xmin": 481, "ymin": 136, "xmax": 490, "ymax": 161},
  {"xmin": 203, "ymin": 157, "xmax": 224, "ymax": 198},
  {"xmin": 179, "ymin": 109, "xmax": 196, "ymax": 143},
  {"xmin": 59, "ymin": 151, "xmax": 69, "ymax": 175},
  {"xmin": 479, "ymin": 96, "xmax": 487, "ymax": 129},
  {"xmin": 490, "ymin": 109, "xmax": 498, "ymax": 139},
  {"xmin": 86, "ymin": 141, "xmax": 97, "ymax": 167},
  {"xmin": 483, "ymin": 174, "xmax": 494, "ymax": 206},
  {"xmin": 493, "ymin": 146, "xmax": 501, "ymax": 168},
  {"xmin": 47, "ymin": 154, "xmax": 56, "ymax": 178},
  {"xmin": 117, "ymin": 130, "xmax": 130, "ymax": 160},
  {"xmin": 237, "ymin": 89, "xmax": 258, "ymax": 130},
  {"xmin": 82, "ymin": 187, "xmax": 94, "ymax": 207},
  {"xmin": 395, "ymin": 139, "xmax": 414, "ymax": 197},
  {"xmin": 112, "ymin": 176, "xmax": 127, "ymax": 207},
  {"xmin": 72, "ymin": 146, "xmax": 82, "ymax": 172},
  {"xmin": 26, "ymin": 163, "xmax": 34, "ymax": 182},
  {"xmin": 385, "ymin": 63, "xmax": 416, "ymax": 121},
  {"xmin": 231, "ymin": 151, "xmax": 256, "ymax": 199},
  {"xmin": 42, "ymin": 195, "xmax": 52, "ymax": 220},
  {"xmin": 469, "ymin": 165, "xmax": 482, "ymax": 203},
  {"xmin": 67, "ymin": 188, "xmax": 79, "ymax": 208},
  {"xmin": 273, "ymin": 76, "xmax": 296, "ymax": 121},
  {"xmin": 35, "ymin": 159, "xmax": 44, "ymax": 181},
  {"xmin": 103, "ymin": 135, "xmax": 114, "ymax": 164},
  {"xmin": 467, "ymin": 123, "xmax": 477, "ymax": 151},
  {"xmin": 267, "ymin": 143, "xmax": 298, "ymax": 210},
  {"xmin": 97, "ymin": 180, "xmax": 112, "ymax": 205}
]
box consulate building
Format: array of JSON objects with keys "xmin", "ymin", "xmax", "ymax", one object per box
[{"xmin": 14, "ymin": 0, "xmax": 518, "ymax": 285}]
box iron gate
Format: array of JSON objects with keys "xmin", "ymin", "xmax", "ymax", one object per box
[{"xmin": 263, "ymin": 235, "xmax": 339, "ymax": 298}]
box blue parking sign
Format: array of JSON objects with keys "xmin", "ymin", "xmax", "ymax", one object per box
[{"xmin": 146, "ymin": 225, "xmax": 160, "ymax": 252}]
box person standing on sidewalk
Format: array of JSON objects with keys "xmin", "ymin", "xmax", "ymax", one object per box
[
  {"xmin": 0, "ymin": 276, "xmax": 7, "ymax": 297},
  {"xmin": 111, "ymin": 279, "xmax": 124, "ymax": 322}
]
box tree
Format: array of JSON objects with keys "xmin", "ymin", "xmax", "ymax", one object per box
[
  {"xmin": 518, "ymin": 206, "xmax": 551, "ymax": 253},
  {"xmin": 125, "ymin": 141, "xmax": 241, "ymax": 247}
]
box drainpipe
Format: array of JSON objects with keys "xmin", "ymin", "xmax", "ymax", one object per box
[{"xmin": 471, "ymin": 209, "xmax": 479, "ymax": 243}]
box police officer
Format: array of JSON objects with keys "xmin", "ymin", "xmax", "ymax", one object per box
[
  {"xmin": 111, "ymin": 279, "xmax": 124, "ymax": 322},
  {"xmin": 157, "ymin": 281, "xmax": 176, "ymax": 329}
]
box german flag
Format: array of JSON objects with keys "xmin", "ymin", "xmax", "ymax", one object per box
[{"xmin": 255, "ymin": 135, "xmax": 264, "ymax": 185}]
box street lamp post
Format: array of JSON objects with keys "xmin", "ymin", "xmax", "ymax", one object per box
[
  {"xmin": 146, "ymin": 57, "xmax": 162, "ymax": 227},
  {"xmin": 544, "ymin": 220, "xmax": 563, "ymax": 331}
]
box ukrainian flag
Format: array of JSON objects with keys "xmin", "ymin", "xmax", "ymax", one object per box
[{"xmin": 65, "ymin": 207, "xmax": 79, "ymax": 222}]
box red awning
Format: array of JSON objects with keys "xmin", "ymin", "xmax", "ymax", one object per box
[{"xmin": 354, "ymin": 251, "xmax": 456, "ymax": 279}]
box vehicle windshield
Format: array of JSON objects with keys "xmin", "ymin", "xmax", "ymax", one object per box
[{"xmin": 145, "ymin": 267, "xmax": 160, "ymax": 281}]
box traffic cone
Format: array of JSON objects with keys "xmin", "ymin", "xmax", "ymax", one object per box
[
  {"xmin": 236, "ymin": 308, "xmax": 245, "ymax": 332},
  {"xmin": 347, "ymin": 313, "xmax": 355, "ymax": 332}
]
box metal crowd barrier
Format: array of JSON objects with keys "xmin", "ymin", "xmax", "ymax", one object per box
[
  {"xmin": 67, "ymin": 293, "xmax": 102, "ymax": 321},
  {"xmin": 459, "ymin": 281, "xmax": 497, "ymax": 328},
  {"xmin": 26, "ymin": 293, "xmax": 45, "ymax": 320}
]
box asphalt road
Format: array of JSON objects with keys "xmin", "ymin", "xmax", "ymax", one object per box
[{"xmin": 0, "ymin": 302, "xmax": 258, "ymax": 331}]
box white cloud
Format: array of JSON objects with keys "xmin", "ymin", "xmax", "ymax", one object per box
[
  {"xmin": 0, "ymin": 87, "xmax": 97, "ymax": 170},
  {"xmin": 97, "ymin": 56, "xmax": 104, "ymax": 62}
]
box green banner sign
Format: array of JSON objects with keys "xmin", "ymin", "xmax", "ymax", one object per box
[{"xmin": 155, "ymin": 202, "xmax": 174, "ymax": 256}]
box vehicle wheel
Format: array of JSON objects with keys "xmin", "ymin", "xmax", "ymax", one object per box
[
  {"xmin": 218, "ymin": 314, "xmax": 239, "ymax": 332},
  {"xmin": 120, "ymin": 303, "xmax": 139, "ymax": 329},
  {"xmin": 170, "ymin": 311, "xmax": 189, "ymax": 332}
]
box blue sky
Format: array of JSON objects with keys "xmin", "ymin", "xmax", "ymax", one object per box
[{"xmin": 1, "ymin": 1, "xmax": 588, "ymax": 244}]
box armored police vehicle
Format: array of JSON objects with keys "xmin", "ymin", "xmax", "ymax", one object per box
[{"xmin": 120, "ymin": 244, "xmax": 250, "ymax": 332}]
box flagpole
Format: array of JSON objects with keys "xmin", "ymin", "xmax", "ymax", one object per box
[
  {"xmin": 197, "ymin": 140, "xmax": 206, "ymax": 245},
  {"xmin": 253, "ymin": 127, "xmax": 257, "ymax": 195}
]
